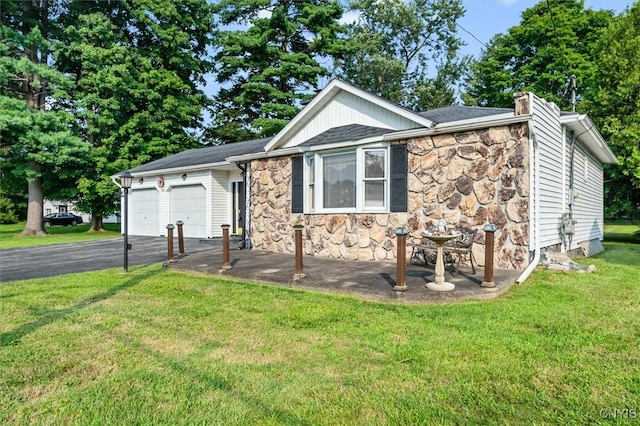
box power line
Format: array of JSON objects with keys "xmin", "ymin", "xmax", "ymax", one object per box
[{"xmin": 456, "ymin": 22, "xmax": 487, "ymax": 49}]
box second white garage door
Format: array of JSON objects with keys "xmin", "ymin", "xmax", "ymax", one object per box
[{"xmin": 170, "ymin": 185, "xmax": 207, "ymax": 237}]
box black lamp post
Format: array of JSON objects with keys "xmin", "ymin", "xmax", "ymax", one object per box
[{"xmin": 120, "ymin": 171, "xmax": 133, "ymax": 272}]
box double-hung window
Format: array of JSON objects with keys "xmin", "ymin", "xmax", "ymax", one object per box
[{"xmin": 305, "ymin": 145, "xmax": 389, "ymax": 213}]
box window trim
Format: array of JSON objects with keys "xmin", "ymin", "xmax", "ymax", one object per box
[{"xmin": 305, "ymin": 143, "xmax": 390, "ymax": 214}]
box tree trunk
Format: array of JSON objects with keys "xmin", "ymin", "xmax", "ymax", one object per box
[
  {"xmin": 89, "ymin": 215, "xmax": 104, "ymax": 232},
  {"xmin": 21, "ymin": 173, "xmax": 47, "ymax": 236}
]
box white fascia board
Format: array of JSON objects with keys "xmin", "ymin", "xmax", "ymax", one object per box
[
  {"xmin": 110, "ymin": 161, "xmax": 229, "ymax": 180},
  {"xmin": 559, "ymin": 114, "xmax": 617, "ymax": 164},
  {"xmin": 382, "ymin": 113, "xmax": 530, "ymax": 140},
  {"xmin": 263, "ymin": 79, "xmax": 434, "ymax": 152},
  {"xmin": 226, "ymin": 146, "xmax": 306, "ymax": 163},
  {"xmin": 306, "ymin": 136, "xmax": 387, "ymax": 152}
]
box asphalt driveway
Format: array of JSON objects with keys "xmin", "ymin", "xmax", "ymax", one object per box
[{"xmin": 0, "ymin": 236, "xmax": 217, "ymax": 282}]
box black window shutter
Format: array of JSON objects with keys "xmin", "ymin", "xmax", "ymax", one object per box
[
  {"xmin": 390, "ymin": 144, "xmax": 407, "ymax": 212},
  {"xmin": 291, "ymin": 156, "xmax": 303, "ymax": 213}
]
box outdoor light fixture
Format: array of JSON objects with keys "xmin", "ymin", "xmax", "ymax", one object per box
[
  {"xmin": 181, "ymin": 173, "xmax": 187, "ymax": 180},
  {"xmin": 119, "ymin": 171, "xmax": 133, "ymax": 272}
]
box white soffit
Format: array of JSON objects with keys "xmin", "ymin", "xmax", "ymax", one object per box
[{"xmin": 560, "ymin": 114, "xmax": 618, "ymax": 164}]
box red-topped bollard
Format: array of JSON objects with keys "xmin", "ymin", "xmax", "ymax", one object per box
[
  {"xmin": 394, "ymin": 227, "xmax": 409, "ymax": 291},
  {"xmin": 221, "ymin": 224, "xmax": 232, "ymax": 270},
  {"xmin": 481, "ymin": 224, "xmax": 496, "ymax": 288},
  {"xmin": 176, "ymin": 220, "xmax": 185, "ymax": 257},
  {"xmin": 293, "ymin": 224, "xmax": 305, "ymax": 280},
  {"xmin": 166, "ymin": 224, "xmax": 175, "ymax": 263}
]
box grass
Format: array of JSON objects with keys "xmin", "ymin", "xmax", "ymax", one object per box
[
  {"xmin": 1, "ymin": 237, "xmax": 639, "ymax": 424},
  {"xmin": 0, "ymin": 222, "xmax": 122, "ymax": 249},
  {"xmin": 604, "ymin": 223, "xmax": 640, "ymax": 244}
]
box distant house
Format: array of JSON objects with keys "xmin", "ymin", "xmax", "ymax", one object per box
[
  {"xmin": 43, "ymin": 200, "xmax": 90, "ymax": 223},
  {"xmin": 43, "ymin": 200, "xmax": 120, "ymax": 224},
  {"xmin": 117, "ymin": 80, "xmax": 617, "ymax": 273}
]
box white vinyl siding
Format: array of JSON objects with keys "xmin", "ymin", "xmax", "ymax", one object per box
[
  {"xmin": 570, "ymin": 145, "xmax": 605, "ymax": 247},
  {"xmin": 281, "ymin": 92, "xmax": 416, "ymax": 148},
  {"xmin": 211, "ymin": 170, "xmax": 230, "ymax": 238},
  {"xmin": 531, "ymin": 95, "xmax": 564, "ymax": 249}
]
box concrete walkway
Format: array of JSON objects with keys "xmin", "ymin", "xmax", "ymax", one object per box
[{"xmin": 169, "ymin": 243, "xmax": 522, "ymax": 304}]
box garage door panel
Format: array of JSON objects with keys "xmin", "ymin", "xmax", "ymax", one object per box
[
  {"xmin": 129, "ymin": 189, "xmax": 159, "ymax": 236},
  {"xmin": 170, "ymin": 185, "xmax": 206, "ymax": 238}
]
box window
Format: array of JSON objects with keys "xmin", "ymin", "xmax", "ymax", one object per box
[
  {"xmin": 364, "ymin": 150, "xmax": 386, "ymax": 208},
  {"xmin": 323, "ymin": 152, "xmax": 356, "ymax": 209},
  {"xmin": 305, "ymin": 146, "xmax": 389, "ymax": 213}
]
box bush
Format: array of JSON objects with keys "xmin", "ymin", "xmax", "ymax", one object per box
[{"xmin": 0, "ymin": 194, "xmax": 19, "ymax": 224}]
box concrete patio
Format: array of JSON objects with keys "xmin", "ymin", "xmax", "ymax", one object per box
[{"xmin": 167, "ymin": 242, "xmax": 523, "ymax": 304}]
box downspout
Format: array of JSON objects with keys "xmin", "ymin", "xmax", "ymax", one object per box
[
  {"xmin": 235, "ymin": 161, "xmax": 250, "ymax": 249},
  {"xmin": 517, "ymin": 123, "xmax": 541, "ymax": 284}
]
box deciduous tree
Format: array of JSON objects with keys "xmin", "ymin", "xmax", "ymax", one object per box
[
  {"xmin": 582, "ymin": 3, "xmax": 640, "ymax": 222},
  {"xmin": 56, "ymin": 0, "xmax": 215, "ymax": 230},
  {"xmin": 462, "ymin": 0, "xmax": 613, "ymax": 110},
  {"xmin": 336, "ymin": 0, "xmax": 466, "ymax": 110}
]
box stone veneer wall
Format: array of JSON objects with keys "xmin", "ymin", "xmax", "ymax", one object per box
[
  {"xmin": 250, "ymin": 122, "xmax": 531, "ymax": 270},
  {"xmin": 406, "ymin": 123, "xmax": 530, "ymax": 269}
]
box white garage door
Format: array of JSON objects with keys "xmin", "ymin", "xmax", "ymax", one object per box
[
  {"xmin": 129, "ymin": 188, "xmax": 159, "ymax": 236},
  {"xmin": 170, "ymin": 185, "xmax": 206, "ymax": 238}
]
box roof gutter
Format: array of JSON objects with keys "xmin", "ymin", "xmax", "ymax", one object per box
[
  {"xmin": 115, "ymin": 161, "xmax": 232, "ymax": 179},
  {"xmin": 559, "ymin": 114, "xmax": 617, "ymax": 164},
  {"xmin": 383, "ymin": 113, "xmax": 531, "ymax": 141},
  {"xmin": 517, "ymin": 121, "xmax": 541, "ymax": 284}
]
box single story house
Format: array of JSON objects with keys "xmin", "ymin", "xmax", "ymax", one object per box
[
  {"xmin": 44, "ymin": 200, "xmax": 120, "ymax": 224},
  {"xmin": 116, "ymin": 80, "xmax": 617, "ymax": 277}
]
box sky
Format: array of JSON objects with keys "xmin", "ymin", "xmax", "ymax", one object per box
[
  {"xmin": 202, "ymin": 0, "xmax": 636, "ymax": 120},
  {"xmin": 458, "ymin": 0, "xmax": 635, "ymax": 58}
]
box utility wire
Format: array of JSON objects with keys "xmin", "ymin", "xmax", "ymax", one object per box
[{"xmin": 456, "ymin": 22, "xmax": 487, "ymax": 49}]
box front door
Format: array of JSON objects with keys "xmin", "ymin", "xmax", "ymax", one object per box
[{"xmin": 232, "ymin": 181, "xmax": 244, "ymax": 235}]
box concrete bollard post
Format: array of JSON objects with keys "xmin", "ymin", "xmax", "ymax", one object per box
[
  {"xmin": 166, "ymin": 224, "xmax": 175, "ymax": 263},
  {"xmin": 481, "ymin": 224, "xmax": 497, "ymax": 288},
  {"xmin": 394, "ymin": 227, "xmax": 409, "ymax": 291},
  {"xmin": 221, "ymin": 224, "xmax": 232, "ymax": 270},
  {"xmin": 293, "ymin": 224, "xmax": 305, "ymax": 280},
  {"xmin": 176, "ymin": 220, "xmax": 185, "ymax": 256}
]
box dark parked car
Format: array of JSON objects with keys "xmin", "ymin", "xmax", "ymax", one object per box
[{"xmin": 42, "ymin": 212, "xmax": 84, "ymax": 226}]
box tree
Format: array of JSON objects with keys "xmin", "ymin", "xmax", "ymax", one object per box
[
  {"xmin": 209, "ymin": 0, "xmax": 345, "ymax": 143},
  {"xmin": 56, "ymin": 0, "xmax": 215, "ymax": 230},
  {"xmin": 335, "ymin": 0, "xmax": 466, "ymax": 111},
  {"xmin": 462, "ymin": 0, "xmax": 613, "ymax": 110},
  {"xmin": 582, "ymin": 3, "xmax": 640, "ymax": 222},
  {"xmin": 0, "ymin": 0, "xmax": 90, "ymax": 235}
]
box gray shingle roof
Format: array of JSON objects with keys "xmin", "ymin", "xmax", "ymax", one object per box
[
  {"xmin": 299, "ymin": 124, "xmax": 393, "ymax": 147},
  {"xmin": 418, "ymin": 105, "xmax": 513, "ymax": 124},
  {"xmin": 127, "ymin": 137, "xmax": 272, "ymax": 173}
]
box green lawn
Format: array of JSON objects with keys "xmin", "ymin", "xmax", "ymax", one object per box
[
  {"xmin": 604, "ymin": 223, "xmax": 640, "ymax": 243},
  {"xmin": 1, "ymin": 238, "xmax": 639, "ymax": 424},
  {"xmin": 0, "ymin": 222, "xmax": 122, "ymax": 249}
]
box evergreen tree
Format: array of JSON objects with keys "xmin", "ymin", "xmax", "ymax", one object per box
[
  {"xmin": 209, "ymin": 0, "xmax": 345, "ymax": 143},
  {"xmin": 0, "ymin": 0, "xmax": 90, "ymax": 235}
]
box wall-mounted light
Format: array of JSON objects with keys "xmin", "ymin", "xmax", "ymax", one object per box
[
  {"xmin": 181, "ymin": 173, "xmax": 187, "ymax": 180},
  {"xmin": 138, "ymin": 178, "xmax": 144, "ymax": 184}
]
